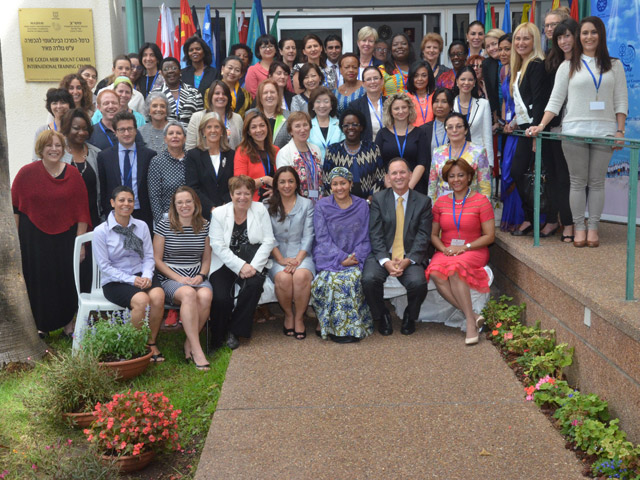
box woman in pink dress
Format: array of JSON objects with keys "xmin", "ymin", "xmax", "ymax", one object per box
[{"xmin": 426, "ymin": 158, "xmax": 495, "ymax": 345}]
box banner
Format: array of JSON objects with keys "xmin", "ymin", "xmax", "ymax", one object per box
[{"xmin": 593, "ymin": 0, "xmax": 640, "ymax": 223}]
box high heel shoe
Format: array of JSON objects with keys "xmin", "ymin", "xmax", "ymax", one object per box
[
  {"xmin": 189, "ymin": 353, "xmax": 210, "ymax": 371},
  {"xmin": 465, "ymin": 335, "xmax": 479, "ymax": 345},
  {"xmin": 511, "ymin": 224, "xmax": 533, "ymax": 236},
  {"xmin": 573, "ymin": 239, "xmax": 587, "ymax": 248},
  {"xmin": 475, "ymin": 315, "xmax": 485, "ymax": 331},
  {"xmin": 587, "ymin": 240, "xmax": 600, "ymax": 248},
  {"xmin": 283, "ymin": 326, "xmax": 295, "ymax": 337},
  {"xmin": 540, "ymin": 225, "xmax": 559, "ymax": 238}
]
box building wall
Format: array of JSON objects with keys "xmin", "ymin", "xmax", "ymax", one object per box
[{"xmin": 1, "ymin": 2, "xmax": 124, "ymax": 181}]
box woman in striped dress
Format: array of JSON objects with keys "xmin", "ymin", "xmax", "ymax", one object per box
[{"xmin": 153, "ymin": 186, "xmax": 212, "ymax": 371}]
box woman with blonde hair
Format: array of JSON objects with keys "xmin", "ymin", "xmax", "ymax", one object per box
[
  {"xmin": 356, "ymin": 26, "xmax": 383, "ymax": 79},
  {"xmin": 421, "ymin": 33, "xmax": 450, "ymax": 83}
]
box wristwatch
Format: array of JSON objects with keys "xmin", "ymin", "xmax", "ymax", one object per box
[{"xmin": 465, "ymin": 243, "xmax": 472, "ymax": 251}]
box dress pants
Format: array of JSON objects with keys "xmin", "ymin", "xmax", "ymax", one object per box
[
  {"xmin": 209, "ymin": 266, "xmax": 266, "ymax": 347},
  {"xmin": 362, "ymin": 255, "xmax": 428, "ymax": 321}
]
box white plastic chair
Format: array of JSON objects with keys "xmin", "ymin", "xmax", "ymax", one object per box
[{"xmin": 72, "ymin": 231, "xmax": 126, "ymax": 352}]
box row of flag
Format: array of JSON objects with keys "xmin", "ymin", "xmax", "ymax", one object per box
[
  {"xmin": 476, "ymin": 0, "xmax": 591, "ymax": 33},
  {"xmin": 155, "ymin": 0, "xmax": 280, "ymax": 69}
]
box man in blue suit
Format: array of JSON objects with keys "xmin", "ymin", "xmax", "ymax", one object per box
[{"xmin": 97, "ymin": 111, "xmax": 156, "ymax": 231}]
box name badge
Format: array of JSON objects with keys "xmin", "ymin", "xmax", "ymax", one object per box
[
  {"xmin": 590, "ymin": 101, "xmax": 605, "ymax": 111},
  {"xmin": 308, "ymin": 189, "xmax": 319, "ymax": 198},
  {"xmin": 451, "ymin": 238, "xmax": 466, "ymax": 246}
]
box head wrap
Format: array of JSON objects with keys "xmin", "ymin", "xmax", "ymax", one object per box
[
  {"xmin": 327, "ymin": 167, "xmax": 353, "ymax": 183},
  {"xmin": 113, "ymin": 76, "xmax": 134, "ymax": 90}
]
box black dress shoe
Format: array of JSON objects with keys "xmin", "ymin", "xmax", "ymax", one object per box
[
  {"xmin": 511, "ymin": 224, "xmax": 533, "ymax": 236},
  {"xmin": 328, "ymin": 334, "xmax": 361, "ymax": 344},
  {"xmin": 400, "ymin": 313, "xmax": 416, "ymax": 335},
  {"xmin": 226, "ymin": 332, "xmax": 240, "ymax": 350},
  {"xmin": 378, "ymin": 313, "xmax": 393, "ymax": 336}
]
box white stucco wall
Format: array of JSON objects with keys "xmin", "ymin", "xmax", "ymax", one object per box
[{"xmin": 1, "ymin": 2, "xmax": 124, "ymax": 182}]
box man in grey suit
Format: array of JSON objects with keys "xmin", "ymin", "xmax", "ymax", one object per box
[{"xmin": 363, "ymin": 158, "xmax": 432, "ymax": 335}]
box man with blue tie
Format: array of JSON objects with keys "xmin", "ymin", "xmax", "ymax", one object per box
[{"xmin": 97, "ymin": 111, "xmax": 156, "ymax": 231}]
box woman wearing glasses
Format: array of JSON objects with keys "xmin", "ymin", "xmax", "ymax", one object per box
[{"xmin": 245, "ymin": 34, "xmax": 279, "ymax": 98}]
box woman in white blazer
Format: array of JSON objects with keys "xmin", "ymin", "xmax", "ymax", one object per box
[
  {"xmin": 275, "ymin": 111, "xmax": 324, "ymax": 204},
  {"xmin": 307, "ymin": 87, "xmax": 345, "ymax": 160},
  {"xmin": 453, "ymin": 66, "xmax": 494, "ymax": 169},
  {"xmin": 209, "ymin": 175, "xmax": 275, "ymax": 350}
]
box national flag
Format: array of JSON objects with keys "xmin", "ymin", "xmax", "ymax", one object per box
[
  {"xmin": 203, "ymin": 5, "xmax": 216, "ymax": 67},
  {"xmin": 530, "ymin": 0, "xmax": 537, "ymax": 23},
  {"xmin": 269, "ymin": 11, "xmax": 280, "ymax": 42},
  {"xmin": 570, "ymin": 0, "xmax": 579, "ymax": 21},
  {"xmin": 491, "ymin": 6, "xmax": 496, "ymax": 30},
  {"xmin": 174, "ymin": 25, "xmax": 181, "ymax": 62},
  {"xmin": 191, "ymin": 6, "xmax": 202, "ymax": 38},
  {"xmin": 246, "ymin": 1, "xmax": 262, "ymax": 65},
  {"xmin": 228, "ymin": 0, "xmax": 239, "ymax": 54},
  {"xmin": 214, "ymin": 9, "xmax": 221, "ymax": 70},
  {"xmin": 239, "ymin": 12, "xmax": 249, "ymax": 45},
  {"xmin": 521, "ymin": 5, "xmax": 531, "ymax": 24},
  {"xmin": 156, "ymin": 11, "xmax": 162, "ymax": 50},
  {"xmin": 552, "ymin": 0, "xmax": 560, "ymax": 9},
  {"xmin": 502, "ymin": 0, "xmax": 512, "ymax": 33},
  {"xmin": 476, "ymin": 0, "xmax": 486, "ymax": 25},
  {"xmin": 485, "ymin": 1, "xmax": 493, "ymax": 32},
  {"xmin": 579, "ymin": 0, "xmax": 590, "ymax": 20},
  {"xmin": 179, "ymin": 0, "xmax": 197, "ymax": 65},
  {"xmin": 254, "ymin": 0, "xmax": 266, "ymax": 35},
  {"xmin": 159, "ymin": 4, "xmax": 176, "ymax": 58}
]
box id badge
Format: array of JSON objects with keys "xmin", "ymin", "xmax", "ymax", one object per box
[
  {"xmin": 451, "ymin": 238, "xmax": 465, "ymax": 246},
  {"xmin": 590, "ymin": 101, "xmax": 605, "ymax": 111},
  {"xmin": 308, "ymin": 189, "xmax": 319, "ymax": 198}
]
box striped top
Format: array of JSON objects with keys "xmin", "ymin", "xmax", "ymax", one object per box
[
  {"xmin": 433, "ymin": 192, "xmax": 493, "ymax": 248},
  {"xmin": 322, "ymin": 140, "xmax": 385, "ymax": 199},
  {"xmin": 333, "ymin": 86, "xmax": 366, "ymax": 116},
  {"xmin": 379, "ymin": 65, "xmax": 408, "ymax": 96},
  {"xmin": 151, "ymin": 81, "xmax": 204, "ymax": 129},
  {"xmin": 154, "ymin": 219, "xmax": 210, "ymax": 281}
]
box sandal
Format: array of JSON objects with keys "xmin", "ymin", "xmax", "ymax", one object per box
[
  {"xmin": 283, "ymin": 327, "xmax": 295, "ymax": 336},
  {"xmin": 147, "ymin": 343, "xmax": 165, "ymax": 363},
  {"xmin": 560, "ymin": 235, "xmax": 575, "ymax": 243},
  {"xmin": 189, "ymin": 353, "xmax": 210, "ymax": 371},
  {"xmin": 294, "ymin": 330, "xmax": 306, "ymax": 340}
]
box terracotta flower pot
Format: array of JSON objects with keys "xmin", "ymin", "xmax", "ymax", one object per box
[
  {"xmin": 63, "ymin": 411, "xmax": 95, "ymax": 428},
  {"xmin": 101, "ymin": 450, "xmax": 155, "ymax": 473},
  {"xmin": 99, "ymin": 350, "xmax": 153, "ymax": 380}
]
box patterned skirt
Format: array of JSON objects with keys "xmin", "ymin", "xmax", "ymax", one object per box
[{"xmin": 310, "ymin": 266, "xmax": 373, "ymax": 339}]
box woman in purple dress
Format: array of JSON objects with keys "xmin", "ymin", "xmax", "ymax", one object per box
[{"xmin": 311, "ymin": 167, "xmax": 373, "ymax": 343}]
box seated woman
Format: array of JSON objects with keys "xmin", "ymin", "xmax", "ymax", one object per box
[
  {"xmin": 153, "ymin": 186, "xmax": 212, "ymax": 370},
  {"xmin": 322, "ymin": 108, "xmax": 385, "ymax": 201},
  {"xmin": 426, "ymin": 159, "xmax": 495, "ymax": 345},
  {"xmin": 311, "ymin": 167, "xmax": 373, "ymax": 343},
  {"xmin": 275, "ymin": 111, "xmax": 323, "ymax": 204},
  {"xmin": 209, "ymin": 175, "xmax": 276, "ymax": 350},
  {"xmin": 267, "ymin": 167, "xmax": 315, "ymax": 339},
  {"xmin": 92, "ymin": 186, "xmax": 165, "ymax": 361}
]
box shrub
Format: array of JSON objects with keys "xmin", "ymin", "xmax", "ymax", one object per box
[
  {"xmin": 80, "ymin": 310, "xmax": 150, "ymax": 362},
  {"xmin": 524, "ymin": 343, "xmax": 573, "ymax": 382}
]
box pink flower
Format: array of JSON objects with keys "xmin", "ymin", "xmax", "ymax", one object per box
[
  {"xmin": 32, "ymin": 464, "xmax": 38, "ymax": 470},
  {"xmin": 66, "ymin": 439, "xmax": 73, "ymax": 446},
  {"xmin": 120, "ymin": 441, "xmax": 127, "ymax": 450},
  {"xmin": 503, "ymin": 332, "xmax": 513, "ymax": 340},
  {"xmin": 149, "ymin": 435, "xmax": 156, "ymax": 443}
]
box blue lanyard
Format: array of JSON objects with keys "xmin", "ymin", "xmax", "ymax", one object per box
[
  {"xmin": 146, "ymin": 72, "xmax": 159, "ymax": 93},
  {"xmin": 297, "ymin": 147, "xmax": 318, "ymax": 190},
  {"xmin": 582, "ymin": 59, "xmax": 603, "ymax": 97},
  {"xmin": 452, "ymin": 188, "xmax": 471, "ymax": 238},
  {"xmin": 457, "ymin": 97, "xmax": 472, "ymax": 124},
  {"xmin": 53, "ymin": 120, "xmax": 57, "ymax": 131},
  {"xmin": 367, "ymin": 97, "xmax": 383, "ymax": 129},
  {"xmin": 393, "ymin": 124, "xmax": 408, "ymax": 158},
  {"xmin": 414, "ymin": 93, "xmax": 430, "ymax": 124},
  {"xmin": 173, "ymin": 85, "xmax": 181, "ymax": 118},
  {"xmin": 434, "ymin": 121, "xmax": 447, "ymax": 147},
  {"xmin": 98, "ymin": 122, "xmax": 114, "ymax": 147},
  {"xmin": 283, "ymin": 95, "xmax": 290, "ymax": 111},
  {"xmin": 449, "ymin": 140, "xmax": 467, "ymax": 160},
  {"xmin": 261, "ymin": 153, "xmax": 272, "ymax": 177}
]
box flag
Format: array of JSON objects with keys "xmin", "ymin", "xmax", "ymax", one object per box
[
  {"xmin": 246, "ymin": 1, "xmax": 262, "ymax": 65},
  {"xmin": 485, "ymin": 1, "xmax": 493, "ymax": 32},
  {"xmin": 254, "ymin": 0, "xmax": 266, "ymax": 35},
  {"xmin": 203, "ymin": 5, "xmax": 216, "ymax": 67},
  {"xmin": 214, "ymin": 9, "xmax": 221, "ymax": 70},
  {"xmin": 174, "ymin": 25, "xmax": 181, "ymax": 61},
  {"xmin": 269, "ymin": 11, "xmax": 280, "ymax": 42},
  {"xmin": 579, "ymin": 0, "xmax": 590, "ymax": 20},
  {"xmin": 552, "ymin": 0, "xmax": 560, "ymax": 9},
  {"xmin": 502, "ymin": 0, "xmax": 512, "ymax": 33},
  {"xmin": 239, "ymin": 11, "xmax": 249, "ymax": 44},
  {"xmin": 476, "ymin": 0, "xmax": 486, "ymax": 25},
  {"xmin": 521, "ymin": 5, "xmax": 531, "ymax": 24},
  {"xmin": 530, "ymin": 0, "xmax": 537, "ymax": 23},
  {"xmin": 179, "ymin": 0, "xmax": 197, "ymax": 65},
  {"xmin": 491, "ymin": 6, "xmax": 496, "ymax": 30},
  {"xmin": 228, "ymin": 0, "xmax": 239, "ymax": 54},
  {"xmin": 191, "ymin": 6, "xmax": 202, "ymax": 38},
  {"xmin": 570, "ymin": 0, "xmax": 579, "ymax": 21},
  {"xmin": 156, "ymin": 11, "xmax": 162, "ymax": 50},
  {"xmin": 159, "ymin": 4, "xmax": 176, "ymax": 58}
]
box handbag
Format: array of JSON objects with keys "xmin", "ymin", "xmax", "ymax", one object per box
[{"xmin": 521, "ymin": 152, "xmax": 550, "ymax": 213}]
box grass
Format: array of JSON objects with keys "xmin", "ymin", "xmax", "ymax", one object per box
[{"xmin": 0, "ymin": 327, "xmax": 231, "ymax": 479}]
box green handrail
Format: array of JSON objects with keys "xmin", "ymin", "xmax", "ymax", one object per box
[{"xmin": 507, "ymin": 129, "xmax": 640, "ymax": 301}]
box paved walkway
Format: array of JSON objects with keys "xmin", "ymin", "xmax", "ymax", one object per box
[{"xmin": 196, "ymin": 314, "xmax": 584, "ymax": 479}]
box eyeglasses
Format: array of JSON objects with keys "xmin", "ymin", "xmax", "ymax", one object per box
[
  {"xmin": 260, "ymin": 44, "xmax": 275, "ymax": 50},
  {"xmin": 375, "ymin": 47, "xmax": 388, "ymax": 53},
  {"xmin": 116, "ymin": 127, "xmax": 135, "ymax": 133},
  {"xmin": 450, "ymin": 51, "xmax": 466, "ymax": 58},
  {"xmin": 163, "ymin": 65, "xmax": 179, "ymax": 72},
  {"xmin": 341, "ymin": 123, "xmax": 361, "ymax": 129},
  {"xmin": 175, "ymin": 200, "xmax": 194, "ymax": 206},
  {"xmin": 133, "ymin": 65, "xmax": 144, "ymax": 72},
  {"xmin": 471, "ymin": 64, "xmax": 481, "ymax": 69},
  {"xmin": 544, "ymin": 22, "xmax": 560, "ymax": 29},
  {"xmin": 363, "ymin": 76, "xmax": 382, "ymax": 82},
  {"xmin": 445, "ymin": 124, "xmax": 465, "ymax": 131}
]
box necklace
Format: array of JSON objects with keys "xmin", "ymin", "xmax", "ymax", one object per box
[
  {"xmin": 44, "ymin": 163, "xmax": 64, "ymax": 177},
  {"xmin": 71, "ymin": 159, "xmax": 87, "ymax": 174},
  {"xmin": 343, "ymin": 141, "xmax": 361, "ymax": 156}
]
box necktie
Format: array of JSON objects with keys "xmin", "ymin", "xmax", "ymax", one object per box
[
  {"xmin": 392, "ymin": 197, "xmax": 405, "ymax": 260},
  {"xmin": 123, "ymin": 149, "xmax": 132, "ymax": 188}
]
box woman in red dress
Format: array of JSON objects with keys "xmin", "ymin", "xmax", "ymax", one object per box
[{"xmin": 426, "ymin": 158, "xmax": 495, "ymax": 345}]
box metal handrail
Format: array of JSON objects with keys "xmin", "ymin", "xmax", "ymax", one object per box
[{"xmin": 506, "ymin": 129, "xmax": 640, "ymax": 301}]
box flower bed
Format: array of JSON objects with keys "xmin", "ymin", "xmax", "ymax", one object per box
[{"xmin": 483, "ymin": 295, "xmax": 640, "ymax": 479}]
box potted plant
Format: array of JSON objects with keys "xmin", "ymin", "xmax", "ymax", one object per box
[
  {"xmin": 23, "ymin": 350, "xmax": 120, "ymax": 428},
  {"xmin": 80, "ymin": 310, "xmax": 153, "ymax": 380},
  {"xmin": 84, "ymin": 390, "xmax": 182, "ymax": 473}
]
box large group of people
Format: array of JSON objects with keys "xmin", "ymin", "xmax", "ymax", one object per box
[{"xmin": 12, "ymin": 13, "xmax": 628, "ymax": 364}]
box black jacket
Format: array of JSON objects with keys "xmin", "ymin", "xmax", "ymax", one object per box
[
  {"xmin": 515, "ymin": 58, "xmax": 550, "ymax": 127},
  {"xmin": 482, "ymin": 56, "xmax": 501, "ymax": 117},
  {"xmin": 181, "ymin": 65, "xmax": 218, "ymax": 99},
  {"xmin": 184, "ymin": 147, "xmax": 235, "ymax": 219}
]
